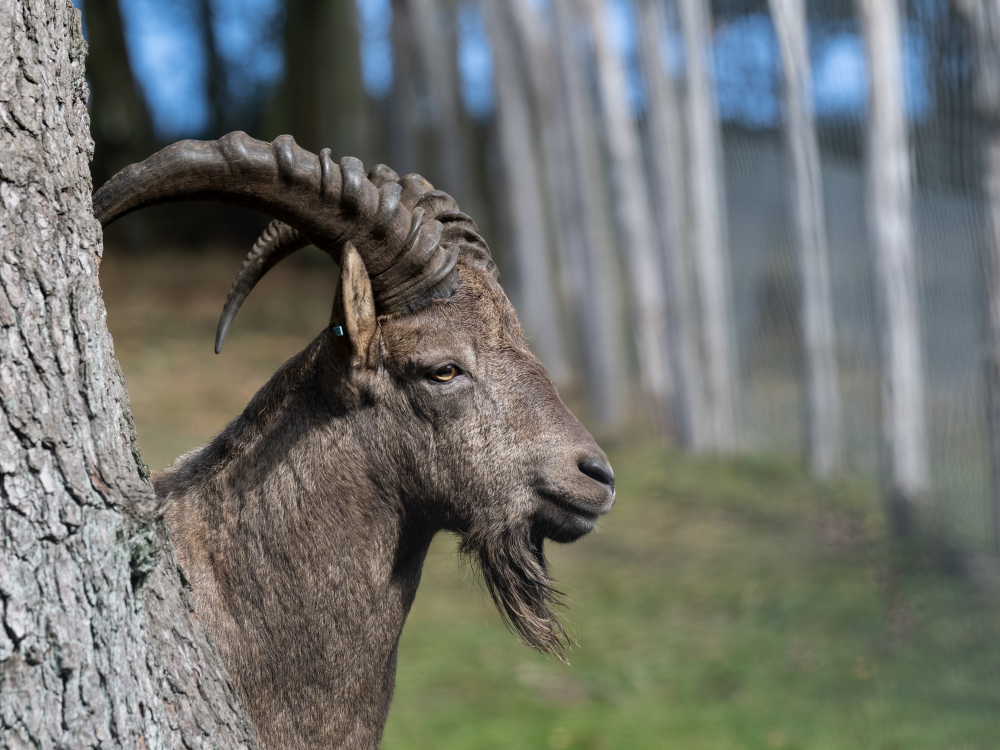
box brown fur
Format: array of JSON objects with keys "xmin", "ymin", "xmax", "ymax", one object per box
[{"xmin": 157, "ymin": 248, "xmax": 614, "ymax": 749}]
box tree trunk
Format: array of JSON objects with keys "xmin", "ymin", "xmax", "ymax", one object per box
[
  {"xmin": 982, "ymin": 49, "xmax": 1000, "ymax": 557},
  {"xmin": 508, "ymin": 0, "xmax": 614, "ymax": 405},
  {"xmin": 549, "ymin": 0, "xmax": 627, "ymax": 427},
  {"xmin": 269, "ymin": 0, "xmax": 367, "ymax": 160},
  {"xmin": 194, "ymin": 0, "xmax": 229, "ymax": 137},
  {"xmin": 636, "ymin": 0, "xmax": 707, "ymax": 448},
  {"xmin": 676, "ymin": 0, "xmax": 738, "ymax": 453},
  {"xmin": 267, "ymin": 0, "xmax": 321, "ymax": 150},
  {"xmin": 958, "ymin": 0, "xmax": 1000, "ymax": 551},
  {"xmin": 406, "ymin": 0, "xmax": 472, "ymax": 204},
  {"xmin": 78, "ymin": 0, "xmax": 156, "ymax": 187},
  {"xmin": 0, "ymin": 1, "xmax": 257, "ymax": 746},
  {"xmin": 584, "ymin": 0, "xmax": 675, "ymax": 437},
  {"xmin": 506, "ymin": 0, "xmax": 576, "ymax": 340},
  {"xmin": 481, "ymin": 0, "xmax": 569, "ymax": 382},
  {"xmin": 857, "ymin": 0, "xmax": 929, "ymax": 534},
  {"xmin": 315, "ymin": 0, "xmax": 369, "ymax": 163},
  {"xmin": 768, "ymin": 0, "xmax": 842, "ymax": 477},
  {"xmin": 389, "ymin": 0, "xmax": 419, "ymax": 177}
]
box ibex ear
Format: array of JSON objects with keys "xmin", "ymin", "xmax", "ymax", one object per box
[{"xmin": 338, "ymin": 241, "xmax": 378, "ymax": 367}]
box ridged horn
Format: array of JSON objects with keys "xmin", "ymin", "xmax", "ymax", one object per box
[
  {"xmin": 216, "ymin": 161, "xmax": 499, "ymax": 352},
  {"xmin": 93, "ymin": 132, "xmax": 469, "ymax": 348},
  {"xmin": 215, "ymin": 220, "xmax": 310, "ymax": 353}
]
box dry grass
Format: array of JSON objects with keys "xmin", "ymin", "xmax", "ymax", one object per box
[{"xmin": 100, "ymin": 244, "xmax": 334, "ymax": 468}]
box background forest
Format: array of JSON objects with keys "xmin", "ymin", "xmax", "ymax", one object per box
[{"xmin": 82, "ymin": 0, "xmax": 1000, "ymax": 747}]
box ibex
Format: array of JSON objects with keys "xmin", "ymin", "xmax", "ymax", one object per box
[{"xmin": 94, "ymin": 132, "xmax": 615, "ymax": 749}]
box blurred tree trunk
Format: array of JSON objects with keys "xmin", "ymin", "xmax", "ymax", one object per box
[
  {"xmin": 549, "ymin": 0, "xmax": 627, "ymax": 427},
  {"xmin": 316, "ymin": 0, "xmax": 369, "ymax": 161},
  {"xmin": 508, "ymin": 0, "xmax": 596, "ymax": 397},
  {"xmin": 677, "ymin": 0, "xmax": 738, "ymax": 453},
  {"xmin": 506, "ymin": 0, "xmax": 571, "ymax": 292},
  {"xmin": 636, "ymin": 0, "xmax": 706, "ymax": 447},
  {"xmin": 195, "ymin": 0, "xmax": 229, "ymax": 136},
  {"xmin": 1, "ymin": 1, "xmax": 257, "ymax": 746},
  {"xmin": 857, "ymin": 0, "xmax": 929, "ymax": 534},
  {"xmin": 769, "ymin": 0, "xmax": 842, "ymax": 478},
  {"xmin": 389, "ymin": 0, "xmax": 419, "ymax": 176},
  {"xmin": 406, "ymin": 0, "xmax": 472, "ymax": 204},
  {"xmin": 481, "ymin": 0, "xmax": 568, "ymax": 382},
  {"xmin": 268, "ymin": 0, "xmax": 320, "ymax": 148},
  {"xmin": 79, "ymin": 0, "xmax": 156, "ymax": 187},
  {"xmin": 959, "ymin": 0, "xmax": 1000, "ymax": 551},
  {"xmin": 270, "ymin": 0, "xmax": 367, "ymax": 161},
  {"xmin": 584, "ymin": 0, "xmax": 675, "ymax": 437}
]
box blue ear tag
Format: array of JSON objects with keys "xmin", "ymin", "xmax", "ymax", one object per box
[{"xmin": 331, "ymin": 325, "xmax": 344, "ymax": 337}]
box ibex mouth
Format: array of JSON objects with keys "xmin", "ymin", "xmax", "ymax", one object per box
[
  {"xmin": 535, "ymin": 490, "xmax": 609, "ymax": 543},
  {"xmin": 539, "ymin": 491, "xmax": 602, "ymax": 520},
  {"xmin": 542, "ymin": 493, "xmax": 600, "ymax": 522}
]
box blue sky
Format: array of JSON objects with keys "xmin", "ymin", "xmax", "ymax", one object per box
[
  {"xmin": 84, "ymin": 0, "xmax": 932, "ymax": 138},
  {"xmin": 116, "ymin": 0, "xmax": 284, "ymax": 135},
  {"xmin": 357, "ymin": 0, "xmax": 393, "ymax": 97}
]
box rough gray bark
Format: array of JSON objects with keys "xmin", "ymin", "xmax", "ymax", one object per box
[
  {"xmin": 481, "ymin": 0, "xmax": 568, "ymax": 383},
  {"xmin": 768, "ymin": 0, "xmax": 842, "ymax": 477},
  {"xmin": 959, "ymin": 0, "xmax": 1000, "ymax": 551},
  {"xmin": 857, "ymin": 0, "xmax": 929, "ymax": 532},
  {"xmin": 676, "ymin": 0, "xmax": 738, "ymax": 453},
  {"xmin": 636, "ymin": 0, "xmax": 706, "ymax": 447},
  {"xmin": 0, "ymin": 1, "xmax": 256, "ymax": 747},
  {"xmin": 549, "ymin": 0, "xmax": 627, "ymax": 427},
  {"xmin": 584, "ymin": 0, "xmax": 675, "ymax": 436}
]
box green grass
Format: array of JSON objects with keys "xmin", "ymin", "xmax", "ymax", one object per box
[
  {"xmin": 384, "ymin": 448, "xmax": 1000, "ymax": 750},
  {"xmin": 100, "ymin": 247, "xmax": 1000, "ymax": 750}
]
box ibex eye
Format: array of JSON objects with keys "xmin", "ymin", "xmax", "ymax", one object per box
[{"xmin": 428, "ymin": 365, "xmax": 460, "ymax": 382}]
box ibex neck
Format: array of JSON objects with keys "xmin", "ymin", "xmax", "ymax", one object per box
[{"xmin": 159, "ymin": 343, "xmax": 433, "ymax": 749}]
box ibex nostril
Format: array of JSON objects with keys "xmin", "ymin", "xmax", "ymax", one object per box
[{"xmin": 579, "ymin": 457, "xmax": 615, "ymax": 489}]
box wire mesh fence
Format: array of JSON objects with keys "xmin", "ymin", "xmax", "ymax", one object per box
[{"xmin": 678, "ymin": 0, "xmax": 993, "ymax": 550}]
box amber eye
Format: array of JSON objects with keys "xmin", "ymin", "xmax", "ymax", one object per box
[{"xmin": 428, "ymin": 364, "xmax": 460, "ymax": 382}]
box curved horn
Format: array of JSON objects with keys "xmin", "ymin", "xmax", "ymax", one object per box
[
  {"xmin": 219, "ymin": 167, "xmax": 499, "ymax": 351},
  {"xmin": 93, "ymin": 132, "xmax": 461, "ymax": 323},
  {"xmin": 215, "ymin": 220, "xmax": 309, "ymax": 353}
]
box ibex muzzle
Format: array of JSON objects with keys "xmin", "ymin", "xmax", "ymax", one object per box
[{"xmin": 95, "ymin": 132, "xmax": 614, "ymax": 749}]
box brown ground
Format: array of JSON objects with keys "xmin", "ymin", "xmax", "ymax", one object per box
[{"xmin": 100, "ymin": 244, "xmax": 336, "ymax": 469}]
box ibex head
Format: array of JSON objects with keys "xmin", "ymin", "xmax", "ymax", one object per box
[{"xmin": 95, "ymin": 132, "xmax": 613, "ymax": 715}]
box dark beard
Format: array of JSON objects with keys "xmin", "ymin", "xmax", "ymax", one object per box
[{"xmin": 459, "ymin": 523, "xmax": 571, "ymax": 662}]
